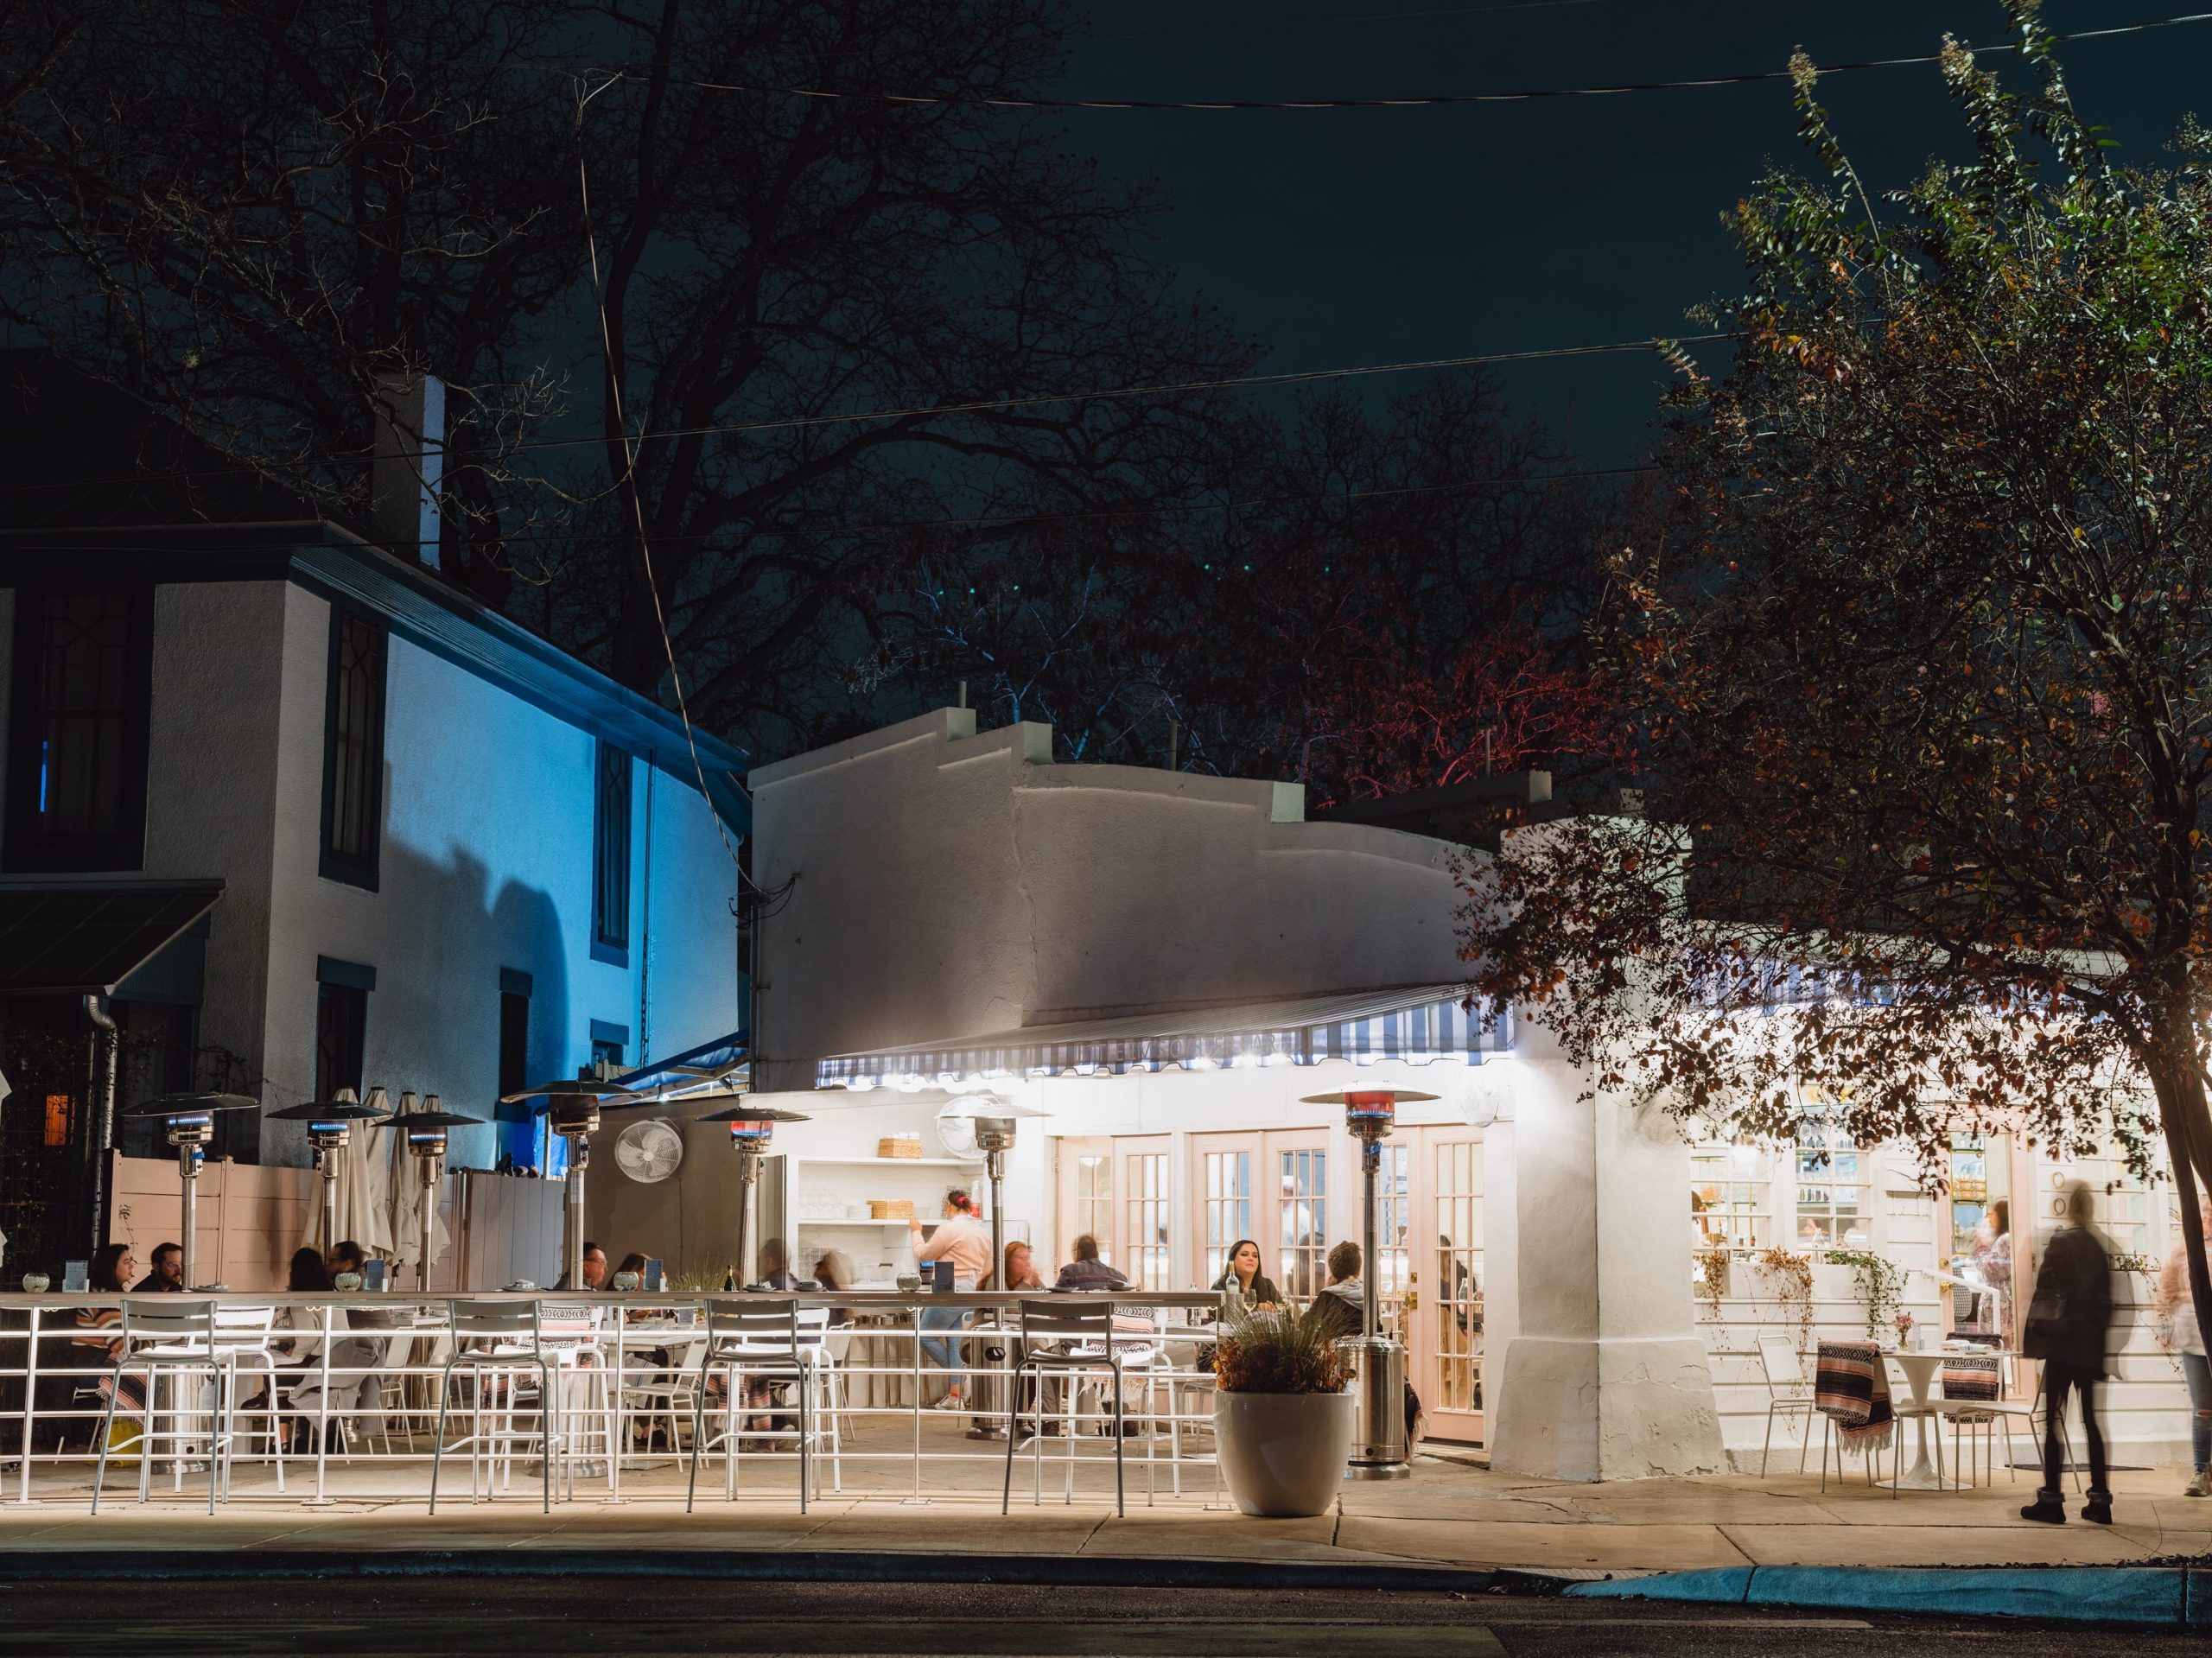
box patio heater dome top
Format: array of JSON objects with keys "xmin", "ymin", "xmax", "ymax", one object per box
[
  {"xmin": 264, "ymin": 1100, "xmax": 391, "ymax": 1122},
  {"xmin": 391, "ymin": 1109, "xmax": 485, "ymax": 1129},
  {"xmin": 121, "ymin": 1092, "xmax": 258, "ymax": 1117},
  {"xmin": 693, "ymin": 1103, "xmax": 811, "ymax": 1124},
  {"xmin": 500, "ymin": 1080, "xmax": 650, "ymax": 1109},
  {"xmin": 934, "ymin": 1094, "xmax": 1047, "ymax": 1118},
  {"xmin": 1296, "ymin": 1089, "xmax": 1440, "ymax": 1105}
]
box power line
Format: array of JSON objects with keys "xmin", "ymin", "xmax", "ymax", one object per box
[
  {"xmin": 0, "ymin": 334, "xmax": 1719, "ymax": 496},
  {"xmin": 1093, "ymin": 0, "xmax": 1611, "ymax": 41},
  {"xmin": 1, "ymin": 461, "xmax": 1657, "ymax": 556},
  {"xmin": 588, "ymin": 10, "xmax": 2212, "ymax": 111}
]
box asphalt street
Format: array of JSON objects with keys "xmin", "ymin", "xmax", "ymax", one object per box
[{"xmin": 0, "ymin": 1576, "xmax": 2194, "ymax": 1656}]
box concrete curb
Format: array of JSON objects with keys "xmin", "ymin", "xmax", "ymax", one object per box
[
  {"xmin": 0, "ymin": 1547, "xmax": 1511, "ymax": 1596},
  {"xmin": 1567, "ymin": 1565, "xmax": 2212, "ymax": 1628}
]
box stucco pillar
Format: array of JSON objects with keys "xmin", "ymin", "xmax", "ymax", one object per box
[{"xmin": 1484, "ymin": 1020, "xmax": 1724, "ymax": 1481}]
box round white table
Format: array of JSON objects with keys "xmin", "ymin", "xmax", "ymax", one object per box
[{"xmin": 1884, "ymin": 1349, "xmax": 1953, "ymax": 1490}]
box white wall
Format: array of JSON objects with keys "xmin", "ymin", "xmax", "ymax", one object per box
[
  {"xmin": 750, "ymin": 708, "xmax": 1470, "ymax": 1085},
  {"xmin": 259, "ymin": 584, "xmax": 737, "ymax": 1168}
]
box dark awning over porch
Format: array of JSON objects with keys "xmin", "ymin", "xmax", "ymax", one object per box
[{"xmin": 0, "ymin": 880, "xmax": 226, "ymax": 997}]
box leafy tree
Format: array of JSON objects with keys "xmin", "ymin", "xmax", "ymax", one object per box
[
  {"xmin": 1459, "ymin": 2, "xmax": 2212, "ymax": 1354},
  {"xmin": 0, "ymin": 1, "xmax": 1252, "ymax": 754}
]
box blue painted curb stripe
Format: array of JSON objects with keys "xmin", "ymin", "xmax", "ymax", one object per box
[{"xmin": 1569, "ymin": 1565, "xmax": 2190, "ymax": 1626}]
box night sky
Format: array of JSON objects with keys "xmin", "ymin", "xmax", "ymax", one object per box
[{"xmin": 1067, "ymin": 0, "xmax": 2206, "ymax": 461}]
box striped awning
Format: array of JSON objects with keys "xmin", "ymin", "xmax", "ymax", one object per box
[{"xmin": 814, "ymin": 984, "xmax": 1508, "ymax": 1089}]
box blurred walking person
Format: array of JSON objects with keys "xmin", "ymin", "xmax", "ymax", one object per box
[{"xmin": 2020, "ymin": 1181, "xmax": 2115, "ymax": 1525}]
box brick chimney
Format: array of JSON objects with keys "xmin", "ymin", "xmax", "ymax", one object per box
[{"xmin": 370, "ymin": 373, "xmax": 444, "ymax": 568}]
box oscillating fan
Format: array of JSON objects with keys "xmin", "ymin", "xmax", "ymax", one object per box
[{"xmin": 614, "ymin": 1118, "xmax": 684, "ymax": 1184}]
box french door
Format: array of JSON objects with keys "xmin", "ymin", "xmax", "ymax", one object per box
[
  {"xmin": 1408, "ymin": 1127, "xmax": 1485, "ymax": 1443},
  {"xmin": 1054, "ymin": 1134, "xmax": 1173, "ymax": 1287},
  {"xmin": 1188, "ymin": 1130, "xmax": 1332, "ymax": 1302}
]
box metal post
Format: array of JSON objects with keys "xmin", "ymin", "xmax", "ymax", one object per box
[
  {"xmin": 14, "ymin": 1307, "xmax": 39, "ymax": 1505},
  {"xmin": 1362, "ymin": 1141, "xmax": 1380, "ymax": 1341},
  {"xmin": 418, "ymin": 1161, "xmax": 438, "ymax": 1293},
  {"xmin": 971, "ymin": 1148, "xmax": 1009, "ymax": 1442},
  {"xmin": 319, "ymin": 1150, "xmax": 340, "ymax": 1257},
  {"xmin": 732, "ymin": 1151, "xmax": 758, "ymax": 1290},
  {"xmin": 179, "ymin": 1147, "xmax": 201, "ymax": 1290},
  {"xmin": 307, "ymin": 1302, "xmax": 334, "ymax": 1507},
  {"xmin": 565, "ymin": 1150, "xmax": 588, "ymax": 1293}
]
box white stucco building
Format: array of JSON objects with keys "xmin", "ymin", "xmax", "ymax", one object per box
[
  {"xmin": 720, "ymin": 706, "xmax": 1726, "ymax": 1481},
  {"xmin": 0, "ymin": 354, "xmax": 746, "ymax": 1271}
]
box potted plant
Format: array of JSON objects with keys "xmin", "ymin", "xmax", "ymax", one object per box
[{"xmin": 1211, "ymin": 1309, "xmax": 1355, "ymax": 1517}]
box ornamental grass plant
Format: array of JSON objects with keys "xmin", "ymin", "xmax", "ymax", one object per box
[{"xmin": 1212, "ymin": 1307, "xmax": 1349, "ymax": 1394}]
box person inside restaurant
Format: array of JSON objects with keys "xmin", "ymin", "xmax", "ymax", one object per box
[
  {"xmin": 910, "ymin": 1190, "xmax": 992, "ymax": 1410},
  {"xmin": 326, "ymin": 1239, "xmax": 368, "ymax": 1280},
  {"xmin": 1306, "ymin": 1241, "xmax": 1367, "ymax": 1343},
  {"xmin": 982, "ymin": 1241, "xmax": 1044, "ymax": 1292},
  {"xmin": 555, "ymin": 1242, "xmax": 609, "ymax": 1292},
  {"xmin": 812, "ymin": 1248, "xmax": 857, "ymax": 1326},
  {"xmin": 1054, "ymin": 1233, "xmax": 1129, "ymax": 1293},
  {"xmin": 1210, "ymin": 1239, "xmax": 1278, "ymax": 1318},
  {"xmin": 751, "ymin": 1236, "xmax": 804, "ymax": 1291},
  {"xmin": 130, "ymin": 1242, "xmax": 184, "ymax": 1293}
]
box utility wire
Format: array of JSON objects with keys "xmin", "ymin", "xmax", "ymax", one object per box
[
  {"xmin": 0, "ymin": 461, "xmax": 1657, "ymax": 556},
  {"xmin": 1094, "ymin": 0, "xmax": 1611, "ymax": 40},
  {"xmin": 0, "ymin": 335, "xmax": 1719, "ymax": 494},
  {"xmin": 587, "ymin": 10, "xmax": 2212, "ymax": 111}
]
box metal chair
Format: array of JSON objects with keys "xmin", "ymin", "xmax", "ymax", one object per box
[
  {"xmin": 210, "ymin": 1303, "xmax": 286, "ymax": 1493},
  {"xmin": 686, "ymin": 1301, "xmax": 830, "ymax": 1513},
  {"xmin": 1001, "ymin": 1299, "xmax": 1128, "ymax": 1518},
  {"xmin": 1755, "ymin": 1335, "xmax": 1820, "ymax": 1476},
  {"xmin": 428, "ymin": 1300, "xmax": 566, "ymax": 1514},
  {"xmin": 91, "ymin": 1299, "xmax": 240, "ymax": 1516}
]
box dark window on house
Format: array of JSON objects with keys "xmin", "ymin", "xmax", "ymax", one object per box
[
  {"xmin": 589, "ymin": 1018, "xmax": 628, "ymax": 1073},
  {"xmin": 591, "ymin": 740, "xmax": 631, "ymax": 964},
  {"xmin": 4, "ymin": 587, "xmax": 154, "ymax": 872},
  {"xmin": 320, "ymin": 608, "xmax": 387, "ymax": 888},
  {"xmin": 498, "ymin": 992, "xmax": 530, "ymax": 1097},
  {"xmin": 314, "ymin": 960, "xmax": 373, "ymax": 1102}
]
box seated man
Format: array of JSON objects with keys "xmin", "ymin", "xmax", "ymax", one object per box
[
  {"xmin": 1052, "ymin": 1234, "xmax": 1129, "ymax": 1293},
  {"xmin": 1305, "ymin": 1241, "xmax": 1366, "ymax": 1344},
  {"xmin": 131, "ymin": 1242, "xmax": 185, "ymax": 1293},
  {"xmin": 326, "ymin": 1239, "xmax": 368, "ymax": 1280},
  {"xmin": 554, "ymin": 1242, "xmax": 609, "ymax": 1292}
]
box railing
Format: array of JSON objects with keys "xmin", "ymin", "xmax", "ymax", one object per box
[{"xmin": 0, "ymin": 1290, "xmax": 1224, "ymax": 1508}]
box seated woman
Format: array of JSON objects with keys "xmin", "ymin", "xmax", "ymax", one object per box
[
  {"xmin": 267, "ymin": 1248, "xmax": 334, "ymax": 1452},
  {"xmin": 811, "ymin": 1248, "xmax": 857, "ymax": 1327},
  {"xmin": 65, "ymin": 1245, "xmax": 144, "ymax": 1456}
]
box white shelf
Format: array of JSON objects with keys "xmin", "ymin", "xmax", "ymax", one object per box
[
  {"xmin": 797, "ymin": 1156, "xmax": 982, "ymax": 1168},
  {"xmin": 798, "ymin": 1218, "xmax": 918, "ymax": 1229}
]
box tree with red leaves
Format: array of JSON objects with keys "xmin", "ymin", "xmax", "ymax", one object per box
[{"xmin": 1459, "ymin": 6, "xmax": 2212, "ymax": 1358}]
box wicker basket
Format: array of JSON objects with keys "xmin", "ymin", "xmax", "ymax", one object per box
[
  {"xmin": 877, "ymin": 1135, "xmax": 924, "ymax": 1159},
  {"xmin": 870, "ymin": 1198, "xmax": 916, "ymax": 1221}
]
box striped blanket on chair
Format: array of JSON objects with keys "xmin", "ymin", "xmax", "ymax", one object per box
[
  {"xmin": 1940, "ymin": 1353, "xmax": 2002, "ymax": 1404},
  {"xmin": 1814, "ymin": 1340, "xmax": 1894, "ymax": 1452}
]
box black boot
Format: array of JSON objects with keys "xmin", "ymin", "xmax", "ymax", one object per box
[
  {"xmin": 2019, "ymin": 1497, "xmax": 2067, "ymax": 1524},
  {"xmin": 2081, "ymin": 1496, "xmax": 2113, "ymax": 1525}
]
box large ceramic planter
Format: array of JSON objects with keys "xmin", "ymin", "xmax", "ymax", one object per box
[{"xmin": 1213, "ymin": 1389, "xmax": 1354, "ymax": 1517}]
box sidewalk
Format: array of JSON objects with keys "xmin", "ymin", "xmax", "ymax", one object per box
[{"xmin": 2, "ymin": 1447, "xmax": 2205, "ymax": 1578}]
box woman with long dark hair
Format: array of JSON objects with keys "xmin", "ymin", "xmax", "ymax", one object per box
[{"xmin": 1211, "ymin": 1239, "xmax": 1280, "ymax": 1319}]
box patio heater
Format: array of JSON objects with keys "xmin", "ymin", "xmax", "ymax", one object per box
[
  {"xmin": 119, "ymin": 1093, "xmax": 257, "ymax": 1289},
  {"xmin": 499, "ymin": 1077, "xmax": 649, "ymax": 1293},
  {"xmin": 395, "ymin": 1096, "xmax": 483, "ymax": 1292},
  {"xmin": 691, "ymin": 1101, "xmax": 810, "ymax": 1291},
  {"xmin": 1302, "ymin": 1087, "xmax": 1438, "ymax": 1482},
  {"xmin": 265, "ymin": 1089, "xmax": 391, "ymax": 1255},
  {"xmin": 936, "ymin": 1095, "xmax": 1046, "ymax": 1442}
]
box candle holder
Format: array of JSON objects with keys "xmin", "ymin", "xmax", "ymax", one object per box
[
  {"xmin": 118, "ymin": 1093, "xmax": 258, "ymax": 1289},
  {"xmin": 1302, "ymin": 1087, "xmax": 1438, "ymax": 1481},
  {"xmin": 266, "ymin": 1089, "xmax": 391, "ymax": 1255}
]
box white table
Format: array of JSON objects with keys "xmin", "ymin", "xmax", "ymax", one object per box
[{"xmin": 1884, "ymin": 1349, "xmax": 1953, "ymax": 1490}]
